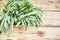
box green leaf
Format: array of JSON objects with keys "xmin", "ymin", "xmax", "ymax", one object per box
[
  {"xmin": 7, "ymin": 0, "xmax": 13, "ymax": 4},
  {"xmin": 16, "ymin": 22, "xmax": 21, "ymax": 27}
]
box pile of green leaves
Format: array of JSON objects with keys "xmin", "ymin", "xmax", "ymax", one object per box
[{"xmin": 0, "ymin": 0, "xmax": 42, "ymax": 33}]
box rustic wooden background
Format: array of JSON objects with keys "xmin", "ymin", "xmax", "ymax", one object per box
[{"xmin": 0, "ymin": 0, "xmax": 60, "ymax": 40}]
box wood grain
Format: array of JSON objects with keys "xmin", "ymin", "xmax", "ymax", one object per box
[
  {"xmin": 0, "ymin": 27, "xmax": 60, "ymax": 40},
  {"xmin": 30, "ymin": 0, "xmax": 60, "ymax": 10},
  {"xmin": 30, "ymin": 0, "xmax": 60, "ymax": 26}
]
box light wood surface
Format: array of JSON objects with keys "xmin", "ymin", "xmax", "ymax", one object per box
[
  {"xmin": 30, "ymin": 0, "xmax": 60, "ymax": 26},
  {"xmin": 0, "ymin": 27, "xmax": 60, "ymax": 40}
]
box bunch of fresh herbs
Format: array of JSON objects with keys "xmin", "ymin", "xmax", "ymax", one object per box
[{"xmin": 0, "ymin": 0, "xmax": 42, "ymax": 34}]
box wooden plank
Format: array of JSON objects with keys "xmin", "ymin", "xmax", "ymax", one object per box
[
  {"xmin": 30, "ymin": 0, "xmax": 60, "ymax": 10},
  {"xmin": 43, "ymin": 12, "xmax": 60, "ymax": 20},
  {"xmin": 41, "ymin": 11, "xmax": 60, "ymax": 26},
  {"xmin": 41, "ymin": 20, "xmax": 60, "ymax": 26},
  {"xmin": 0, "ymin": 27, "xmax": 60, "ymax": 40}
]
